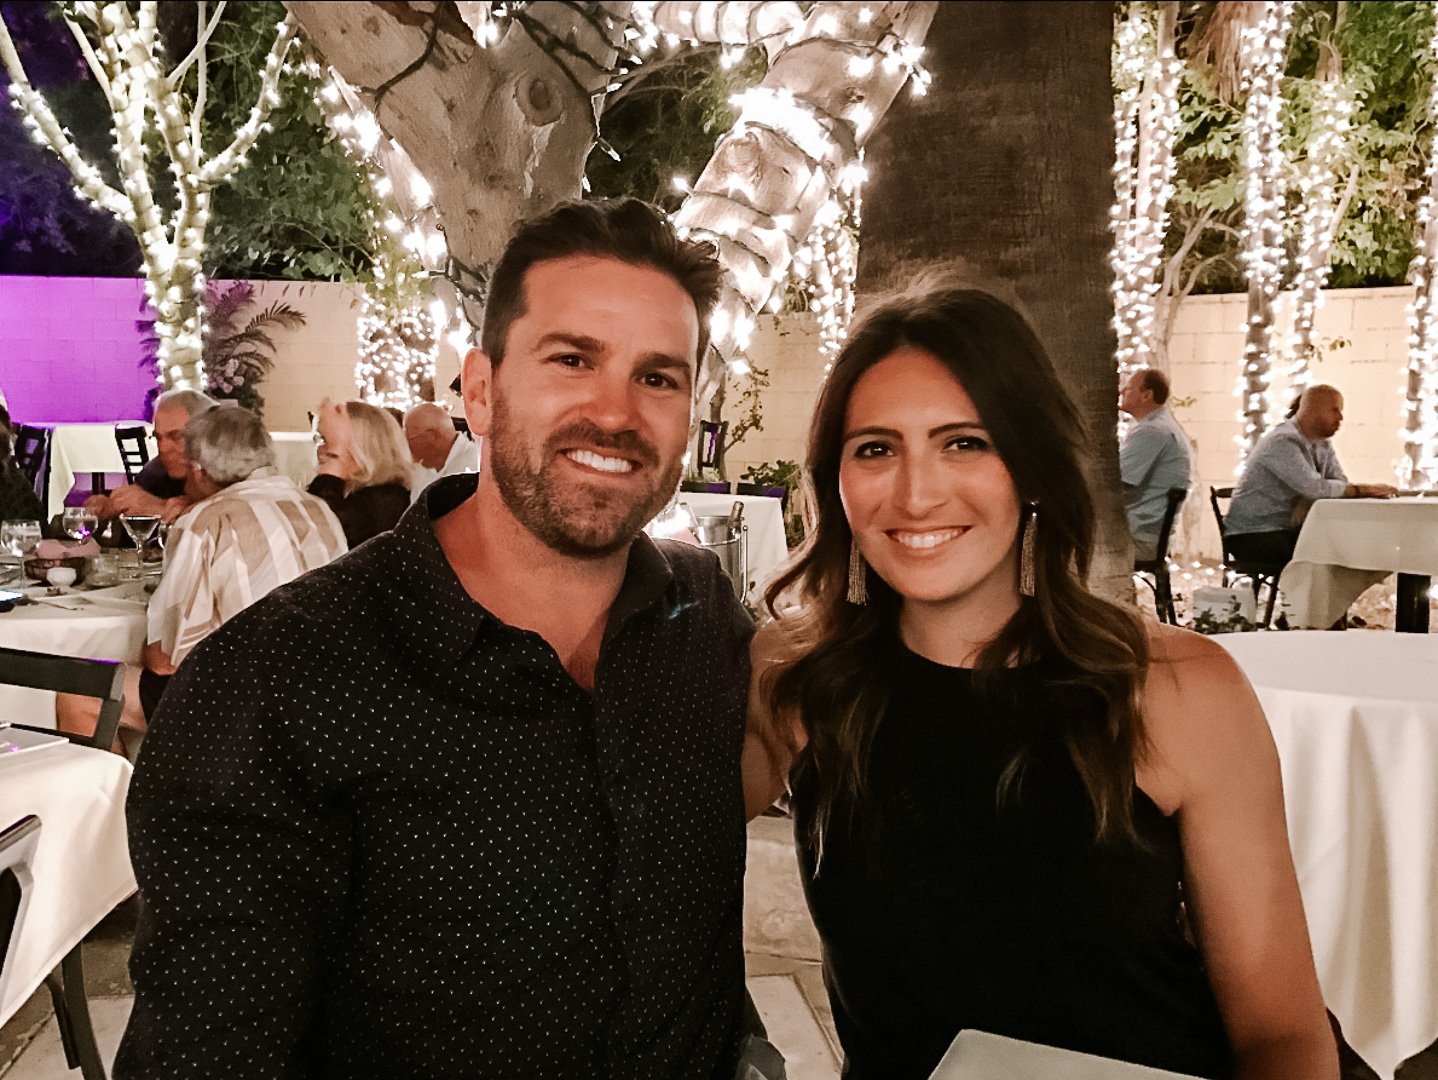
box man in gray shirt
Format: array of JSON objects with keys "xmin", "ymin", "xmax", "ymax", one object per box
[
  {"xmin": 1225, "ymin": 384, "xmax": 1396, "ymax": 563},
  {"xmin": 1119, "ymin": 368, "xmax": 1192, "ymax": 561}
]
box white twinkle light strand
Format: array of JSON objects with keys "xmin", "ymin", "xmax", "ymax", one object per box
[
  {"xmin": 0, "ymin": 2, "xmax": 297, "ymax": 392},
  {"xmin": 303, "ymin": 56, "xmax": 443, "ymax": 409},
  {"xmin": 1109, "ymin": 1, "xmax": 1180, "ymax": 410},
  {"xmin": 1401, "ymin": 12, "xmax": 1438, "ymax": 487},
  {"xmin": 1282, "ymin": 76, "xmax": 1354, "ymax": 393},
  {"xmin": 671, "ymin": 2, "xmax": 935, "ymax": 403},
  {"xmin": 1235, "ymin": 0, "xmax": 1294, "ymax": 465}
]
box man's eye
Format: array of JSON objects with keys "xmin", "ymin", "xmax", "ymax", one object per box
[
  {"xmin": 553, "ymin": 354, "xmax": 585, "ymax": 367},
  {"xmin": 641, "ymin": 372, "xmax": 679, "ymax": 389}
]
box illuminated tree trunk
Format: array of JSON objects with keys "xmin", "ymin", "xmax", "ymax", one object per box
[
  {"xmin": 0, "ymin": 1, "xmax": 297, "ymax": 391},
  {"xmin": 855, "ymin": 1, "xmax": 1133, "ymax": 598}
]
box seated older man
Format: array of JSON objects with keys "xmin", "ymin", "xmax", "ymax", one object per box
[
  {"xmin": 403, "ymin": 401, "xmax": 479, "ymax": 503},
  {"xmin": 57, "ymin": 406, "xmax": 347, "ymax": 752},
  {"xmin": 85, "ymin": 388, "xmax": 216, "ymax": 523}
]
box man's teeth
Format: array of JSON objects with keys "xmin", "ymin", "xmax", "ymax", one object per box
[
  {"xmin": 566, "ymin": 449, "xmax": 633, "ymax": 474},
  {"xmin": 892, "ymin": 529, "xmax": 962, "ymax": 549}
]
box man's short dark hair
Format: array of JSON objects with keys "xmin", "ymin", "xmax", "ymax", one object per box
[
  {"xmin": 1135, "ymin": 367, "xmax": 1171, "ymax": 405},
  {"xmin": 480, "ymin": 198, "xmax": 723, "ymax": 369}
]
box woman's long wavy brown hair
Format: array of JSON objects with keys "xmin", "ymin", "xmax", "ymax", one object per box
[{"xmin": 764, "ymin": 283, "xmax": 1151, "ymax": 856}]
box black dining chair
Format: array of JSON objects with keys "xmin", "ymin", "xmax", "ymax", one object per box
[
  {"xmin": 0, "ymin": 647, "xmax": 126, "ymax": 753},
  {"xmin": 114, "ymin": 425, "xmax": 151, "ymax": 484},
  {"xmin": 1135, "ymin": 487, "xmax": 1188, "ymax": 625},
  {"xmin": 12, "ymin": 425, "xmax": 50, "ymax": 505},
  {"xmin": 0, "ymin": 812, "xmax": 108, "ymax": 1080},
  {"xmin": 1209, "ymin": 486, "xmax": 1285, "ymax": 629}
]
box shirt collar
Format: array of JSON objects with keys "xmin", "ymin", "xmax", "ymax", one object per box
[{"xmin": 391, "ymin": 473, "xmax": 678, "ymax": 668}]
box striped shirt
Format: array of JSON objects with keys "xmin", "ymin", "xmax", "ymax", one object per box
[{"xmin": 148, "ymin": 468, "xmax": 346, "ymax": 664}]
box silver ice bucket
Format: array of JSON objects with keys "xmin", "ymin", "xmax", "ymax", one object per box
[{"xmin": 687, "ymin": 501, "xmax": 748, "ymax": 601}]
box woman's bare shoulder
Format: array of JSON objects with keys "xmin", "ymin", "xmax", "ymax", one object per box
[{"xmin": 1138, "ymin": 623, "xmax": 1275, "ymax": 810}]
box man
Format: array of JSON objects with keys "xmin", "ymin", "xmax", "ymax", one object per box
[
  {"xmin": 117, "ymin": 199, "xmax": 754, "ymax": 1079},
  {"xmin": 56, "ymin": 406, "xmax": 347, "ymax": 750},
  {"xmin": 1119, "ymin": 367, "xmax": 1192, "ymax": 561},
  {"xmin": 85, "ymin": 388, "xmax": 215, "ymax": 522},
  {"xmin": 404, "ymin": 400, "xmax": 479, "ymax": 502},
  {"xmin": 1225, "ymin": 383, "xmax": 1397, "ymax": 563}
]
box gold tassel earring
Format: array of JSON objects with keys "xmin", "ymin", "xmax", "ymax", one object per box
[
  {"xmin": 1019, "ymin": 503, "xmax": 1038, "ymax": 597},
  {"xmin": 847, "ymin": 536, "xmax": 868, "ymax": 605}
]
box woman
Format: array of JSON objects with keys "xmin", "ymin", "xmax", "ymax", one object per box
[
  {"xmin": 307, "ymin": 399, "xmax": 411, "ymax": 546},
  {"xmin": 742, "ymin": 285, "xmax": 1336, "ymax": 1079}
]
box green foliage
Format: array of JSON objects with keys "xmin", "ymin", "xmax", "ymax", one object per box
[
  {"xmin": 739, "ymin": 459, "xmax": 804, "ymax": 547},
  {"xmin": 187, "ymin": 1, "xmax": 375, "ymax": 281},
  {"xmin": 585, "ymin": 45, "xmax": 767, "ymax": 210},
  {"xmin": 1164, "ymin": 0, "xmax": 1438, "ymax": 294}
]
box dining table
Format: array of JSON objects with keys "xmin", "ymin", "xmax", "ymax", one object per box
[
  {"xmin": 1217, "ymin": 630, "xmax": 1438, "ymax": 1078},
  {"xmin": 39, "ymin": 421, "xmax": 152, "ymax": 521},
  {"xmin": 1278, "ymin": 496, "xmax": 1438, "ymax": 632},
  {"xmin": 0, "ymin": 733, "xmax": 136, "ymax": 1027},
  {"xmin": 0, "ymin": 579, "xmax": 148, "ymax": 727}
]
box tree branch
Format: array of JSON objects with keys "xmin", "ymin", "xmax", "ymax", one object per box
[
  {"xmin": 199, "ymin": 15, "xmax": 299, "ymax": 185},
  {"xmin": 169, "ymin": 0, "xmax": 228, "ymax": 87},
  {"xmin": 0, "ymin": 9, "xmax": 129, "ymax": 221}
]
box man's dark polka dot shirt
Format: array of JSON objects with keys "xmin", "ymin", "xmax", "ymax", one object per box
[{"xmin": 116, "ymin": 474, "xmax": 754, "ymax": 1079}]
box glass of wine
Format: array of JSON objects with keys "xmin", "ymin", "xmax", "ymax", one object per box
[
  {"xmin": 63, "ymin": 507, "xmax": 99, "ymax": 542},
  {"xmin": 120, "ymin": 513, "xmax": 162, "ymax": 576}
]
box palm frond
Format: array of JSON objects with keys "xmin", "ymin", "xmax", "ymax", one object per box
[{"xmin": 1185, "ymin": 1, "xmax": 1266, "ymax": 104}]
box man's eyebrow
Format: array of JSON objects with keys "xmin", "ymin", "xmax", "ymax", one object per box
[{"xmin": 533, "ymin": 331, "xmax": 606, "ymax": 353}]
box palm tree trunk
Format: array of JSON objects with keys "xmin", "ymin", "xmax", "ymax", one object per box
[{"xmin": 855, "ymin": 1, "xmax": 1131, "ymax": 599}]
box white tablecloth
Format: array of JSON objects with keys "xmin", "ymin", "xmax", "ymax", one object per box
[
  {"xmin": 271, "ymin": 431, "xmax": 318, "ymax": 488},
  {"xmin": 1280, "ymin": 498, "xmax": 1438, "ymax": 628},
  {"xmin": 1218, "ymin": 631, "xmax": 1438, "ymax": 1078},
  {"xmin": 0, "ymin": 582, "xmax": 148, "ymax": 727},
  {"xmin": 675, "ymin": 493, "xmax": 789, "ymax": 599},
  {"xmin": 0, "ymin": 741, "xmax": 135, "ymax": 1025},
  {"xmin": 42, "ymin": 422, "xmax": 152, "ymax": 521}
]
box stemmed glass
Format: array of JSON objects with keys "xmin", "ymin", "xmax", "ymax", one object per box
[
  {"xmin": 0, "ymin": 519, "xmax": 42, "ymax": 585},
  {"xmin": 62, "ymin": 507, "xmax": 99, "ymax": 542},
  {"xmin": 120, "ymin": 514, "xmax": 162, "ymax": 575}
]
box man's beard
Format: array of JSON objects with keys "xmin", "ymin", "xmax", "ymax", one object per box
[{"xmin": 487, "ymin": 394, "xmax": 682, "ymax": 559}]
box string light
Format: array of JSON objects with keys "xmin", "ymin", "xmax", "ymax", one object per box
[
  {"xmin": 1401, "ymin": 12, "xmax": 1438, "ymax": 487},
  {"xmin": 670, "ymin": 1, "xmax": 932, "ymax": 403},
  {"xmin": 1283, "ymin": 78, "xmax": 1354, "ymax": 392},
  {"xmin": 0, "ymin": 3, "xmax": 297, "ymax": 392},
  {"xmin": 1109, "ymin": 3, "xmax": 1180, "ymax": 406},
  {"xmin": 303, "ymin": 56, "xmax": 445, "ymax": 409},
  {"xmin": 1234, "ymin": 0, "xmax": 1294, "ymax": 465}
]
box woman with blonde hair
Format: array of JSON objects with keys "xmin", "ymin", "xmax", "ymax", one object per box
[
  {"xmin": 742, "ymin": 285, "xmax": 1336, "ymax": 1079},
  {"xmin": 307, "ymin": 399, "xmax": 411, "ymax": 546}
]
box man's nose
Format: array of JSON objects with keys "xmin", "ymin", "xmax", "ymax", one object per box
[{"xmin": 586, "ymin": 372, "xmax": 641, "ymax": 432}]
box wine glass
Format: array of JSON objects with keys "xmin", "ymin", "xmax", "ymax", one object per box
[
  {"xmin": 120, "ymin": 514, "xmax": 162, "ymax": 575},
  {"xmin": 0, "ymin": 519, "xmax": 42, "ymax": 584},
  {"xmin": 63, "ymin": 507, "xmax": 99, "ymax": 542}
]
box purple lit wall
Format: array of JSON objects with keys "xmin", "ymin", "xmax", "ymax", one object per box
[{"xmin": 0, "ymin": 275, "xmax": 154, "ymax": 424}]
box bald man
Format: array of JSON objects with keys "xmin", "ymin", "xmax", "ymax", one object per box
[
  {"xmin": 403, "ymin": 402, "xmax": 479, "ymax": 502},
  {"xmin": 1225, "ymin": 384, "xmax": 1396, "ymax": 564}
]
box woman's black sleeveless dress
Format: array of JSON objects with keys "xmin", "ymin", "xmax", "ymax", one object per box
[{"xmin": 792, "ymin": 646, "xmax": 1235, "ymax": 1080}]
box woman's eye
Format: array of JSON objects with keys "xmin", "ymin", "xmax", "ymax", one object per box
[
  {"xmin": 852, "ymin": 441, "xmax": 891, "ymax": 459},
  {"xmin": 947, "ymin": 435, "xmax": 990, "ymax": 452}
]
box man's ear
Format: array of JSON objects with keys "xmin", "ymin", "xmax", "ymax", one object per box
[{"xmin": 461, "ymin": 347, "xmax": 495, "ymax": 438}]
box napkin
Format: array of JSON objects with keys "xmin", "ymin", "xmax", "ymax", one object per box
[{"xmin": 34, "ymin": 538, "xmax": 102, "ymax": 559}]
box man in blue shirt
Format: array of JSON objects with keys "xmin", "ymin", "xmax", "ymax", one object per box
[
  {"xmin": 1225, "ymin": 384, "xmax": 1396, "ymax": 563},
  {"xmin": 1119, "ymin": 368, "xmax": 1192, "ymax": 561}
]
